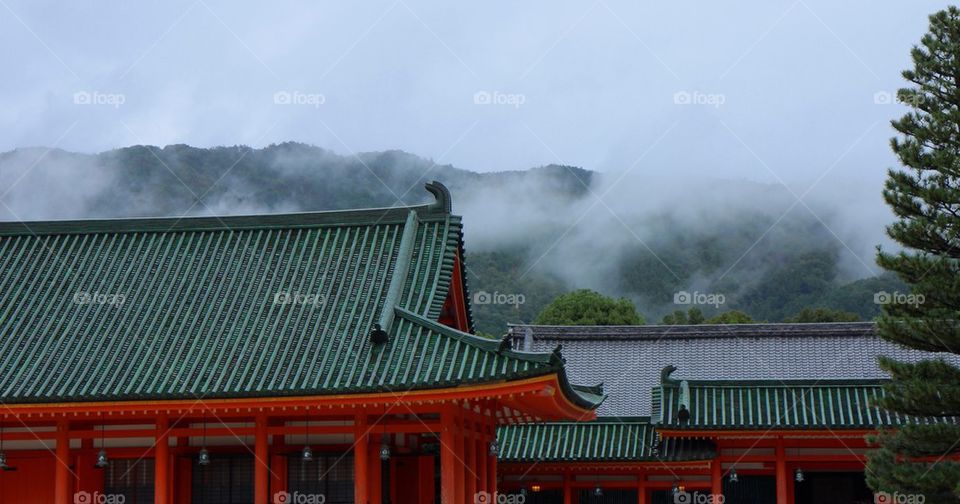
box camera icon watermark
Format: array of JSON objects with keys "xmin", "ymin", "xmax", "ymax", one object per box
[
  {"xmin": 274, "ymin": 491, "xmax": 326, "ymax": 504},
  {"xmin": 873, "ymin": 91, "xmax": 894, "ymax": 105},
  {"xmin": 73, "ymin": 291, "xmax": 126, "ymax": 306},
  {"xmin": 873, "ymin": 290, "xmax": 924, "ymax": 308},
  {"xmin": 673, "ymin": 90, "xmax": 725, "ymax": 108},
  {"xmin": 873, "ymin": 90, "xmax": 924, "ymax": 107},
  {"xmin": 473, "ymin": 290, "xmax": 525, "ymax": 309},
  {"xmin": 274, "ymin": 291, "xmax": 326, "ymax": 309},
  {"xmin": 674, "ymin": 491, "xmax": 724, "ymax": 504},
  {"xmin": 473, "ymin": 90, "xmax": 526, "ymax": 108},
  {"xmin": 673, "ymin": 290, "xmax": 725, "ymax": 308},
  {"xmin": 73, "ymin": 91, "xmax": 126, "ymax": 108},
  {"xmin": 475, "ymin": 491, "xmax": 526, "ymax": 504},
  {"xmin": 273, "ymin": 90, "xmax": 325, "ymax": 108},
  {"xmin": 75, "ymin": 491, "xmax": 126, "ymax": 504},
  {"xmin": 874, "ymin": 491, "xmax": 925, "ymax": 504}
]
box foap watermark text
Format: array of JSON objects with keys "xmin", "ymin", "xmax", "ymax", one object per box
[
  {"xmin": 473, "ymin": 290, "xmax": 525, "ymax": 308},
  {"xmin": 674, "ymin": 290, "xmax": 725, "ymax": 308}
]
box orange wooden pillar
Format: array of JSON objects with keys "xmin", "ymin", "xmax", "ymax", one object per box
[
  {"xmin": 775, "ymin": 437, "xmax": 788, "ymax": 504},
  {"xmin": 711, "ymin": 459, "xmax": 722, "ymax": 499},
  {"xmin": 637, "ymin": 469, "xmax": 647, "ymax": 504},
  {"xmin": 455, "ymin": 410, "xmax": 465, "ymax": 504},
  {"xmin": 563, "ymin": 474, "xmax": 573, "ymax": 504},
  {"xmin": 476, "ymin": 422, "xmax": 487, "ymax": 498},
  {"xmin": 54, "ymin": 419, "xmax": 71, "ymax": 504},
  {"xmin": 487, "ymin": 416, "xmax": 497, "ymax": 497},
  {"xmin": 155, "ymin": 417, "xmax": 170, "ymax": 504},
  {"xmin": 464, "ymin": 421, "xmax": 476, "ymax": 503},
  {"xmin": 369, "ymin": 433, "xmax": 382, "ymax": 504},
  {"xmin": 441, "ymin": 407, "xmax": 457, "ymax": 504},
  {"xmin": 355, "ymin": 414, "xmax": 370, "ymax": 504},
  {"xmin": 255, "ymin": 414, "xmax": 270, "ymax": 504}
]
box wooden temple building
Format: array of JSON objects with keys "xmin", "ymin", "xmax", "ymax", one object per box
[
  {"xmin": 499, "ymin": 323, "xmax": 959, "ymax": 504},
  {"xmin": 0, "ymin": 179, "xmax": 953, "ymax": 504},
  {"xmin": 0, "ymin": 182, "xmax": 603, "ymax": 503}
]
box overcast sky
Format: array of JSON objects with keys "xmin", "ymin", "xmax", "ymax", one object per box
[{"xmin": 0, "ymin": 0, "xmax": 950, "ymax": 193}]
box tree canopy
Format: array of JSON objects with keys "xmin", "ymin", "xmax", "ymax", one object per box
[
  {"xmin": 534, "ymin": 289, "xmax": 644, "ymax": 325},
  {"xmin": 866, "ymin": 7, "xmax": 960, "ymax": 500},
  {"xmin": 783, "ymin": 307, "xmax": 861, "ymax": 323}
]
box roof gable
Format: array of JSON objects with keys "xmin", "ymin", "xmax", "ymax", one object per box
[
  {"xmin": 0, "ymin": 183, "xmax": 598, "ymax": 409},
  {"xmin": 652, "ymin": 377, "xmax": 956, "ymax": 430},
  {"xmin": 510, "ymin": 323, "xmax": 960, "ymax": 416}
]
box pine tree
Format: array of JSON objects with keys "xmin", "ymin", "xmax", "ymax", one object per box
[{"xmin": 866, "ymin": 7, "xmax": 960, "ymax": 501}]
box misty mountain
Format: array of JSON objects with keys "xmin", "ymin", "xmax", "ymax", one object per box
[{"xmin": 0, "ymin": 143, "xmax": 901, "ymax": 334}]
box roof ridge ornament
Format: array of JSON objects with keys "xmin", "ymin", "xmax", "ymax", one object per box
[
  {"xmin": 661, "ymin": 365, "xmax": 679, "ymax": 385},
  {"xmin": 375, "ymin": 210, "xmax": 420, "ymax": 339},
  {"xmin": 425, "ymin": 181, "xmax": 452, "ymax": 213}
]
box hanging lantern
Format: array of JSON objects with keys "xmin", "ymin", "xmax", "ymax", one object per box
[
  {"xmin": 593, "ymin": 486, "xmax": 603, "ymax": 497},
  {"xmin": 728, "ymin": 467, "xmax": 739, "ymax": 483},
  {"xmin": 198, "ymin": 447, "xmax": 211, "ymax": 466},
  {"xmin": 379, "ymin": 443, "xmax": 391, "ymax": 461},
  {"xmin": 94, "ymin": 415, "xmax": 108, "ymax": 469},
  {"xmin": 795, "ymin": 468, "xmax": 805, "ymax": 483},
  {"xmin": 531, "ymin": 484, "xmax": 541, "ymax": 493},
  {"xmin": 301, "ymin": 445, "xmax": 314, "ymax": 462},
  {"xmin": 488, "ymin": 440, "xmax": 500, "ymax": 457},
  {"xmin": 95, "ymin": 448, "xmax": 109, "ymax": 469}
]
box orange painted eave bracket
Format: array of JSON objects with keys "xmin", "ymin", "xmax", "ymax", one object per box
[{"xmin": 0, "ymin": 373, "xmax": 596, "ymax": 421}]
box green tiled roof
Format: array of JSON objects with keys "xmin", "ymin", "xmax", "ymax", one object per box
[
  {"xmin": 0, "ymin": 183, "xmax": 601, "ymax": 408},
  {"xmin": 653, "ymin": 378, "xmax": 952, "ymax": 430},
  {"xmin": 497, "ymin": 419, "xmax": 714, "ymax": 463}
]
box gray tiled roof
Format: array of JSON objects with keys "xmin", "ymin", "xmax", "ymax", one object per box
[{"xmin": 507, "ymin": 323, "xmax": 959, "ymax": 417}]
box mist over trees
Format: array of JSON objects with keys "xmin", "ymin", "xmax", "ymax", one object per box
[{"xmin": 0, "ymin": 142, "xmax": 903, "ymax": 334}]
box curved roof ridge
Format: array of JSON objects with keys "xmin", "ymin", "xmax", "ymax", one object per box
[
  {"xmin": 507, "ymin": 322, "xmax": 877, "ymax": 341},
  {"xmin": 392, "ymin": 307, "xmax": 605, "ymax": 410},
  {"xmin": 394, "ymin": 306, "xmax": 550, "ymax": 361},
  {"xmin": 0, "ymin": 182, "xmax": 454, "ymax": 236},
  {"xmin": 676, "ymin": 378, "xmax": 890, "ymax": 387}
]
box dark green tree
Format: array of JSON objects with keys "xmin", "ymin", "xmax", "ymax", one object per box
[
  {"xmin": 661, "ymin": 307, "xmax": 705, "ymax": 325},
  {"xmin": 535, "ymin": 289, "xmax": 643, "ymax": 325},
  {"xmin": 866, "ymin": 7, "xmax": 960, "ymax": 500},
  {"xmin": 661, "ymin": 310, "xmax": 688, "ymax": 325},
  {"xmin": 706, "ymin": 310, "xmax": 754, "ymax": 324},
  {"xmin": 783, "ymin": 307, "xmax": 860, "ymax": 323}
]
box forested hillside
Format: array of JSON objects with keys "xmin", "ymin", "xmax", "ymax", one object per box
[{"xmin": 0, "ymin": 143, "xmax": 901, "ymax": 334}]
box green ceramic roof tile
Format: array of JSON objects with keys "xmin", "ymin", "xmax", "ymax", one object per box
[
  {"xmin": 652, "ymin": 379, "xmax": 953, "ymax": 430},
  {"xmin": 0, "ymin": 183, "xmax": 602, "ymax": 408},
  {"xmin": 497, "ymin": 418, "xmax": 715, "ymax": 462}
]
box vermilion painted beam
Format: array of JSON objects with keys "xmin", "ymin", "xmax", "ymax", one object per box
[
  {"xmin": 0, "ymin": 374, "xmax": 592, "ymax": 420},
  {"xmin": 20, "ymin": 420, "xmax": 444, "ymax": 442}
]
